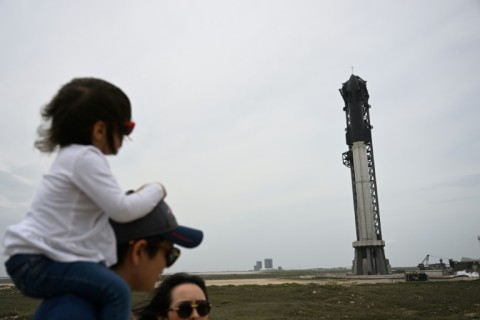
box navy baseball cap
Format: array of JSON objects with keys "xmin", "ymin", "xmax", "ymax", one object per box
[{"xmin": 110, "ymin": 200, "xmax": 203, "ymax": 248}]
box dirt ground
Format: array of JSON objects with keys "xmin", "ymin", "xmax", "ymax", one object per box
[
  {"xmin": 2, "ymin": 273, "xmax": 475, "ymax": 289},
  {"xmin": 205, "ymin": 273, "xmax": 476, "ymax": 286},
  {"xmin": 206, "ymin": 277, "xmax": 402, "ymax": 286}
]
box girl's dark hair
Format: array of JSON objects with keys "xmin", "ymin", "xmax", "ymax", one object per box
[
  {"xmin": 35, "ymin": 77, "xmax": 132, "ymax": 154},
  {"xmin": 135, "ymin": 273, "xmax": 209, "ymax": 320}
]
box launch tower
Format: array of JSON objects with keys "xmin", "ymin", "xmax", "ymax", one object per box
[{"xmin": 340, "ymin": 74, "xmax": 390, "ymax": 275}]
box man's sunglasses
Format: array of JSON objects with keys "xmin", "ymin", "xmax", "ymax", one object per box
[
  {"xmin": 153, "ymin": 242, "xmax": 181, "ymax": 267},
  {"xmin": 129, "ymin": 240, "xmax": 180, "ymax": 268},
  {"xmin": 169, "ymin": 300, "xmax": 211, "ymax": 318},
  {"xmin": 122, "ymin": 121, "xmax": 135, "ymax": 136}
]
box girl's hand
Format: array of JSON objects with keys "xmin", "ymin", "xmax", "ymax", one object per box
[{"xmin": 136, "ymin": 182, "xmax": 167, "ymax": 197}]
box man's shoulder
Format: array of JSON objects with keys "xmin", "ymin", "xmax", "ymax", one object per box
[{"xmin": 33, "ymin": 294, "xmax": 99, "ymax": 320}]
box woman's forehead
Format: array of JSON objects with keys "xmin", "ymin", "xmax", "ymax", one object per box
[{"xmin": 171, "ymin": 283, "xmax": 206, "ymax": 303}]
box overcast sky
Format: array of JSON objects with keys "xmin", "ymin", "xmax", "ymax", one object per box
[{"xmin": 1, "ymin": 1, "xmax": 479, "ymax": 276}]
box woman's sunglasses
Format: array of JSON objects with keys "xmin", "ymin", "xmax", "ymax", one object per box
[
  {"xmin": 122, "ymin": 121, "xmax": 136, "ymax": 136},
  {"xmin": 169, "ymin": 300, "xmax": 211, "ymax": 318}
]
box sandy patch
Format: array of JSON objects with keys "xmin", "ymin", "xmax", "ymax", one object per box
[
  {"xmin": 0, "ymin": 284, "xmax": 15, "ymax": 291},
  {"xmin": 205, "ymin": 277, "xmax": 404, "ymax": 286}
]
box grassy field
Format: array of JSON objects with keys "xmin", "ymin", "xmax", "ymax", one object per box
[{"xmin": 1, "ymin": 271, "xmax": 479, "ymax": 320}]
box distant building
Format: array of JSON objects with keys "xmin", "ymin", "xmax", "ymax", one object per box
[
  {"xmin": 253, "ymin": 261, "xmax": 262, "ymax": 271},
  {"xmin": 264, "ymin": 258, "xmax": 273, "ymax": 269}
]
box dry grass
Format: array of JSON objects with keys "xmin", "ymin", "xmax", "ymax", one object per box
[
  {"xmin": 1, "ymin": 271, "xmax": 479, "ymax": 320},
  {"xmin": 203, "ymin": 280, "xmax": 480, "ymax": 319}
]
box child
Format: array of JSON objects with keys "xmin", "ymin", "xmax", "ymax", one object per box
[{"xmin": 1, "ymin": 78, "xmax": 165, "ymax": 320}]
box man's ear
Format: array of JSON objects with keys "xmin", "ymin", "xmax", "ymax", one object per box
[{"xmin": 129, "ymin": 239, "xmax": 148, "ymax": 266}]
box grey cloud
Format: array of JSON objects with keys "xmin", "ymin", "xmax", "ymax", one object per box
[
  {"xmin": 0, "ymin": 170, "xmax": 36, "ymax": 203},
  {"xmin": 1, "ymin": 1, "xmax": 480, "ymax": 274},
  {"xmin": 448, "ymin": 173, "xmax": 480, "ymax": 189}
]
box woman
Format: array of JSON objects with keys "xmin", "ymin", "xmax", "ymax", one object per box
[{"xmin": 136, "ymin": 273, "xmax": 211, "ymax": 320}]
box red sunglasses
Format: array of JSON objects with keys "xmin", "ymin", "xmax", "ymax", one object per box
[{"xmin": 122, "ymin": 121, "xmax": 135, "ymax": 136}]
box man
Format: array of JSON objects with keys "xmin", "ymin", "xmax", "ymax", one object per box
[{"xmin": 33, "ymin": 200, "xmax": 203, "ymax": 319}]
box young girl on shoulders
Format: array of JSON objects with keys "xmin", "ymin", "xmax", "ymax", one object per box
[{"xmin": 2, "ymin": 77, "xmax": 165, "ymax": 320}]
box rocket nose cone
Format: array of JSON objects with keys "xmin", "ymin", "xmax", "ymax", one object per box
[{"xmin": 347, "ymin": 75, "xmax": 360, "ymax": 92}]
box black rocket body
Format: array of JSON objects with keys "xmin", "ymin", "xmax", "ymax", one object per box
[{"xmin": 341, "ymin": 74, "xmax": 371, "ymax": 145}]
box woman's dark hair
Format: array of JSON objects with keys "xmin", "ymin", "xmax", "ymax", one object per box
[
  {"xmin": 135, "ymin": 273, "xmax": 209, "ymax": 320},
  {"xmin": 35, "ymin": 77, "xmax": 132, "ymax": 154}
]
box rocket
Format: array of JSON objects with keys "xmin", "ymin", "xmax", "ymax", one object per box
[{"xmin": 340, "ymin": 74, "xmax": 390, "ymax": 275}]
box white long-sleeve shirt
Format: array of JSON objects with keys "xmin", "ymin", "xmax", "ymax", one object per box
[{"xmin": 1, "ymin": 144, "xmax": 164, "ymax": 266}]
